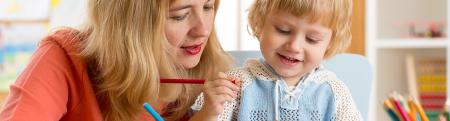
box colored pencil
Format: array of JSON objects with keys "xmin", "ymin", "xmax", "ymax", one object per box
[
  {"xmin": 160, "ymin": 78, "xmax": 239, "ymax": 84},
  {"xmin": 393, "ymin": 99, "xmax": 411, "ymax": 121},
  {"xmin": 143, "ymin": 103, "xmax": 164, "ymax": 121},
  {"xmin": 384, "ymin": 99, "xmax": 401, "ymax": 121},
  {"xmin": 412, "ymin": 98, "xmax": 429, "ymax": 121},
  {"xmin": 407, "ymin": 98, "xmax": 418, "ymax": 121}
]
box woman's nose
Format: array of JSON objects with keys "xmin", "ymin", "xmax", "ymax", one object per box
[{"xmin": 188, "ymin": 14, "xmax": 209, "ymax": 38}]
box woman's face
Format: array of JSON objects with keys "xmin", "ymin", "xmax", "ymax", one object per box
[{"xmin": 165, "ymin": 0, "xmax": 216, "ymax": 69}]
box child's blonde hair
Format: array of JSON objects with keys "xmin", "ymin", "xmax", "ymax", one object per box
[
  {"xmin": 80, "ymin": 0, "xmax": 231, "ymax": 120},
  {"xmin": 248, "ymin": 0, "xmax": 352, "ymax": 58}
]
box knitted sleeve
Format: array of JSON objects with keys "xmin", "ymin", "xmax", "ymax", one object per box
[
  {"xmin": 322, "ymin": 71, "xmax": 363, "ymax": 121},
  {"xmin": 191, "ymin": 67, "xmax": 255, "ymax": 120}
]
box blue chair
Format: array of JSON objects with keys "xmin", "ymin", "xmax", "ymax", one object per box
[{"xmin": 228, "ymin": 51, "xmax": 373, "ymax": 120}]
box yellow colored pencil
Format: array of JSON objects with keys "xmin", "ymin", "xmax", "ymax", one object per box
[
  {"xmin": 412, "ymin": 98, "xmax": 429, "ymax": 121},
  {"xmin": 407, "ymin": 98, "xmax": 417, "ymax": 121}
]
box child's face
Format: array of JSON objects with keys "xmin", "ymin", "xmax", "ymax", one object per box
[{"xmin": 259, "ymin": 11, "xmax": 332, "ymax": 83}]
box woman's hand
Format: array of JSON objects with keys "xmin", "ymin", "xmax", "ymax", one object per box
[{"xmin": 190, "ymin": 72, "xmax": 240, "ymax": 120}]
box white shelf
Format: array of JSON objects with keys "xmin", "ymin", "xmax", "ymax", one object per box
[
  {"xmin": 376, "ymin": 38, "xmax": 449, "ymax": 49},
  {"xmin": 367, "ymin": 0, "xmax": 449, "ymax": 120}
]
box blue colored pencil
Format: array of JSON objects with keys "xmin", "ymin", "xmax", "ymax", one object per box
[
  {"xmin": 384, "ymin": 99, "xmax": 400, "ymax": 121},
  {"xmin": 143, "ymin": 103, "xmax": 164, "ymax": 121},
  {"xmin": 416, "ymin": 112, "xmax": 421, "ymax": 121},
  {"xmin": 386, "ymin": 108, "xmax": 400, "ymax": 121}
]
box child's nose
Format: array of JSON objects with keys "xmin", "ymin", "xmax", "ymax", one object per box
[{"xmin": 284, "ymin": 37, "xmax": 304, "ymax": 53}]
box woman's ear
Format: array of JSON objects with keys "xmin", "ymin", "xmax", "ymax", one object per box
[{"xmin": 256, "ymin": 33, "xmax": 262, "ymax": 42}]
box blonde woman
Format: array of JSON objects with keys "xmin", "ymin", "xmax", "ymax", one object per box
[{"xmin": 0, "ymin": 0, "xmax": 233, "ymax": 120}]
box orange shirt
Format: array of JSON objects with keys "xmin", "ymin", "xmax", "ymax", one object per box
[{"xmin": 0, "ymin": 29, "xmax": 160, "ymax": 121}]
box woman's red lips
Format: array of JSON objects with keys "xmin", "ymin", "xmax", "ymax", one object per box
[{"xmin": 181, "ymin": 44, "xmax": 202, "ymax": 55}]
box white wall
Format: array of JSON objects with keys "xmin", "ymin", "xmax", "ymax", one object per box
[
  {"xmin": 377, "ymin": 0, "xmax": 446, "ymax": 38},
  {"xmin": 49, "ymin": 0, "xmax": 87, "ymax": 28},
  {"xmin": 50, "ymin": 0, "xmax": 257, "ymax": 51},
  {"xmin": 216, "ymin": 0, "xmax": 259, "ymax": 51}
]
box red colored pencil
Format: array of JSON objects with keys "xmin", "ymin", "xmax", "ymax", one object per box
[{"xmin": 160, "ymin": 79, "xmax": 205, "ymax": 84}]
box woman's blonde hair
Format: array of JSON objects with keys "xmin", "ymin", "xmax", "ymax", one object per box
[
  {"xmin": 248, "ymin": 0, "xmax": 352, "ymax": 58},
  {"xmin": 80, "ymin": 0, "xmax": 231, "ymax": 120}
]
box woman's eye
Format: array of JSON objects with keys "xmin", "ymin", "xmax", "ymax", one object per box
[
  {"xmin": 204, "ymin": 5, "xmax": 214, "ymax": 11},
  {"xmin": 275, "ymin": 27, "xmax": 290, "ymax": 35},
  {"xmin": 170, "ymin": 13, "xmax": 189, "ymax": 21},
  {"xmin": 203, "ymin": 6, "xmax": 214, "ymax": 11}
]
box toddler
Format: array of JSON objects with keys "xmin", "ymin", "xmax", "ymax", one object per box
[{"xmin": 192, "ymin": 0, "xmax": 361, "ymax": 120}]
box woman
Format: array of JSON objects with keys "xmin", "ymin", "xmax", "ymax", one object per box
[{"xmin": 0, "ymin": 0, "xmax": 232, "ymax": 120}]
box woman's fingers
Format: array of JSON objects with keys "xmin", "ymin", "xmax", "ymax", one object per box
[
  {"xmin": 204, "ymin": 79, "xmax": 237, "ymax": 99},
  {"xmin": 203, "ymin": 72, "xmax": 241, "ymax": 103},
  {"xmin": 205, "ymin": 92, "xmax": 234, "ymax": 104},
  {"xmin": 218, "ymin": 72, "xmax": 228, "ymax": 79},
  {"xmin": 203, "ymin": 87, "xmax": 235, "ymax": 105},
  {"xmin": 203, "ymin": 77, "xmax": 239, "ymax": 104},
  {"xmin": 206, "ymin": 79, "xmax": 239, "ymax": 91},
  {"xmin": 207, "ymin": 85, "xmax": 237, "ymax": 98},
  {"xmin": 207, "ymin": 72, "xmax": 240, "ymax": 91},
  {"xmin": 218, "ymin": 72, "xmax": 238, "ymax": 84},
  {"xmin": 200, "ymin": 72, "xmax": 241, "ymax": 116}
]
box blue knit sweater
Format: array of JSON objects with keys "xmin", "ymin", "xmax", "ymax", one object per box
[{"xmin": 192, "ymin": 59, "xmax": 362, "ymax": 121}]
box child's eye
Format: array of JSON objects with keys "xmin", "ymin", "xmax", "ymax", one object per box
[
  {"xmin": 306, "ymin": 37, "xmax": 320, "ymax": 44},
  {"xmin": 275, "ymin": 27, "xmax": 291, "ymax": 35},
  {"xmin": 170, "ymin": 13, "xmax": 189, "ymax": 21}
]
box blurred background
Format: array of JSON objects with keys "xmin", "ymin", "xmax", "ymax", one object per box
[{"xmin": 0, "ymin": 0, "xmax": 448, "ymax": 121}]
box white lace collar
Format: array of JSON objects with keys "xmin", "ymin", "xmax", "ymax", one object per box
[
  {"xmin": 244, "ymin": 58, "xmax": 321, "ymax": 82},
  {"xmin": 244, "ymin": 59, "xmax": 278, "ymax": 81}
]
